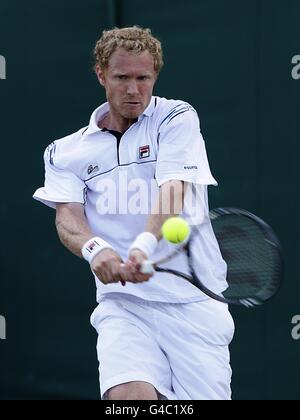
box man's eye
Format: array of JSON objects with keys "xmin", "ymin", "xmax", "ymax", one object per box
[{"xmin": 117, "ymin": 75, "xmax": 126, "ymax": 80}]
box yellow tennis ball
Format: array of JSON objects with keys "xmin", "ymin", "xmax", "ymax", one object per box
[{"xmin": 161, "ymin": 217, "xmax": 190, "ymax": 244}]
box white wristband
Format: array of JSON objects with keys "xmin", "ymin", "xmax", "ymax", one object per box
[
  {"xmin": 129, "ymin": 232, "xmax": 158, "ymax": 258},
  {"xmin": 82, "ymin": 237, "xmax": 114, "ymax": 265}
]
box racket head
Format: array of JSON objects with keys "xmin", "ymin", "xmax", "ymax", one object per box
[
  {"xmin": 155, "ymin": 208, "xmax": 283, "ymax": 307},
  {"xmin": 197, "ymin": 208, "xmax": 283, "ymax": 306}
]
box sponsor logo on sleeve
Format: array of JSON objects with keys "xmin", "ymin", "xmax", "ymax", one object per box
[
  {"xmin": 87, "ymin": 164, "xmax": 100, "ymax": 175},
  {"xmin": 184, "ymin": 165, "xmax": 198, "ymax": 170}
]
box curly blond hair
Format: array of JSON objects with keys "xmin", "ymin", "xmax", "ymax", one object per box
[{"xmin": 93, "ymin": 26, "xmax": 164, "ymax": 73}]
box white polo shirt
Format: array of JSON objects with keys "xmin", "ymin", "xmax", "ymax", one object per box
[{"xmin": 33, "ymin": 96, "xmax": 227, "ymax": 303}]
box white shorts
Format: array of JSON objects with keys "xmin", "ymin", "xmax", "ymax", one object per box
[{"xmin": 90, "ymin": 293, "xmax": 235, "ymax": 400}]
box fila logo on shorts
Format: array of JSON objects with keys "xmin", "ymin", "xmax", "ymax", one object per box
[{"xmin": 139, "ymin": 145, "xmax": 150, "ymax": 159}]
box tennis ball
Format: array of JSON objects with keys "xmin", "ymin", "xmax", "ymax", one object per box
[{"xmin": 161, "ymin": 217, "xmax": 190, "ymax": 244}]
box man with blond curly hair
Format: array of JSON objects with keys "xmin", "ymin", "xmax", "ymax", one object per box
[{"xmin": 34, "ymin": 26, "xmax": 234, "ymax": 400}]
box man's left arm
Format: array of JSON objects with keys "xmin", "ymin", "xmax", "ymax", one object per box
[
  {"xmin": 126, "ymin": 180, "xmax": 186, "ymax": 280},
  {"xmin": 126, "ymin": 104, "xmax": 216, "ymax": 280}
]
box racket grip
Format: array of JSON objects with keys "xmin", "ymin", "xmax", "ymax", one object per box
[{"xmin": 140, "ymin": 260, "xmax": 155, "ymax": 274}]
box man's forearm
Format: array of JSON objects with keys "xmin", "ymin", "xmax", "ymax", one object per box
[
  {"xmin": 145, "ymin": 180, "xmax": 186, "ymax": 240},
  {"xmin": 55, "ymin": 204, "xmax": 94, "ymax": 258}
]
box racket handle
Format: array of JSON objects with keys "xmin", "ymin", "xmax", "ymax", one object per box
[{"xmin": 140, "ymin": 260, "xmax": 155, "ymax": 274}]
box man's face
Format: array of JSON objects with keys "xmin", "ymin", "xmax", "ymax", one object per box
[{"xmin": 96, "ymin": 48, "xmax": 157, "ymax": 120}]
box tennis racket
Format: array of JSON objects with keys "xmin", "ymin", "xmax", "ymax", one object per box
[{"xmin": 141, "ymin": 208, "xmax": 283, "ymax": 307}]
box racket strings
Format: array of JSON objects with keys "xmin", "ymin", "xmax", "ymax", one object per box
[{"xmin": 212, "ymin": 215, "xmax": 281, "ymax": 301}]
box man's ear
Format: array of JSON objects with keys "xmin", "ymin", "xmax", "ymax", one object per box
[{"xmin": 95, "ymin": 64, "xmax": 105, "ymax": 87}]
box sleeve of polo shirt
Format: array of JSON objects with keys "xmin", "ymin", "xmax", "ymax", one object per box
[
  {"xmin": 33, "ymin": 143, "xmax": 86, "ymax": 209},
  {"xmin": 155, "ymin": 106, "xmax": 218, "ymax": 187}
]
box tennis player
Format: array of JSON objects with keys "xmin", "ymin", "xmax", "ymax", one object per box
[{"xmin": 33, "ymin": 26, "xmax": 235, "ymax": 400}]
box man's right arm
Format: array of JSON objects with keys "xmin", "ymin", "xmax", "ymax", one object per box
[
  {"xmin": 55, "ymin": 202, "xmax": 94, "ymax": 258},
  {"xmin": 55, "ymin": 203, "xmax": 145, "ymax": 285}
]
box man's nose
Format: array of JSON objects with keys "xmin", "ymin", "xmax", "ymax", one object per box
[{"xmin": 127, "ymin": 80, "xmax": 139, "ymax": 95}]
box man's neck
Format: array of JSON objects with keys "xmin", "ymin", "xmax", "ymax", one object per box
[{"xmin": 99, "ymin": 113, "xmax": 137, "ymax": 134}]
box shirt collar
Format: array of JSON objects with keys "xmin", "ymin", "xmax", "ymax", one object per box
[
  {"xmin": 140, "ymin": 96, "xmax": 157, "ymax": 118},
  {"xmin": 84, "ymin": 103, "xmax": 110, "ymax": 135},
  {"xmin": 84, "ymin": 97, "xmax": 157, "ymax": 136}
]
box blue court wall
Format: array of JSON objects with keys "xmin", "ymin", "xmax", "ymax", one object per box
[{"xmin": 0, "ymin": 0, "xmax": 299, "ymax": 400}]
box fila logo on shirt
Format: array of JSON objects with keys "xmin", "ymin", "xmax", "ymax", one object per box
[{"xmin": 139, "ymin": 145, "xmax": 150, "ymax": 159}]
